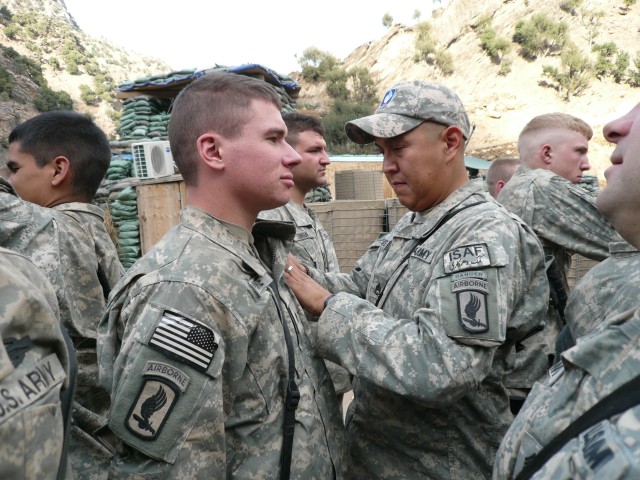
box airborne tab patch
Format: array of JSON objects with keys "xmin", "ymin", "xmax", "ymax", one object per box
[
  {"xmin": 444, "ymin": 244, "xmax": 491, "ymax": 274},
  {"xmin": 126, "ymin": 379, "xmax": 178, "ymax": 440},
  {"xmin": 149, "ymin": 311, "xmax": 218, "ymax": 372}
]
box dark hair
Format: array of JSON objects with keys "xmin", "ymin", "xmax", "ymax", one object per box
[
  {"xmin": 282, "ymin": 112, "xmax": 326, "ymax": 148},
  {"xmin": 9, "ymin": 110, "xmax": 111, "ymax": 200},
  {"xmin": 168, "ymin": 72, "xmax": 282, "ymax": 186}
]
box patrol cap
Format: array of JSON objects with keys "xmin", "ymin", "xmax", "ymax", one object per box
[{"xmin": 345, "ymin": 81, "xmax": 472, "ymax": 144}]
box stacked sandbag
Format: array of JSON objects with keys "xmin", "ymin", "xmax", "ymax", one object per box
[
  {"xmin": 118, "ymin": 96, "xmax": 172, "ymax": 141},
  {"xmin": 109, "ymin": 186, "xmax": 141, "ymax": 269},
  {"xmin": 106, "ymin": 154, "xmax": 133, "ymax": 181},
  {"xmin": 305, "ymin": 185, "xmax": 333, "ymax": 203}
]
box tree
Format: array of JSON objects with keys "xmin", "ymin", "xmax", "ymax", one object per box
[
  {"xmin": 542, "ymin": 43, "xmax": 593, "ymax": 100},
  {"xmin": 382, "ymin": 12, "xmax": 393, "ymax": 28},
  {"xmin": 513, "ymin": 14, "xmax": 568, "ymax": 60},
  {"xmin": 296, "ymin": 47, "xmax": 339, "ymax": 82},
  {"xmin": 480, "ymin": 27, "xmax": 512, "ymax": 63}
]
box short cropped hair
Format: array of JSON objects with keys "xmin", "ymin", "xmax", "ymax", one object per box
[
  {"xmin": 9, "ymin": 111, "xmax": 111, "ymax": 200},
  {"xmin": 282, "ymin": 112, "xmax": 326, "ymax": 148},
  {"xmin": 168, "ymin": 72, "xmax": 282, "ymax": 186},
  {"xmin": 486, "ymin": 157, "xmax": 521, "ymax": 198},
  {"xmin": 519, "ymin": 113, "xmax": 593, "ymax": 143}
]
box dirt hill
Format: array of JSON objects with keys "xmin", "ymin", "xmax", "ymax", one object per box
[{"xmin": 297, "ymin": 0, "xmax": 640, "ymax": 180}]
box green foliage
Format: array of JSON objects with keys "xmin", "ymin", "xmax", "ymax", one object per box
[
  {"xmin": 593, "ymin": 42, "xmax": 618, "ymax": 78},
  {"xmin": 499, "ymin": 57, "xmax": 513, "ymax": 76},
  {"xmin": 629, "ymin": 54, "xmax": 640, "ymax": 87},
  {"xmin": 435, "ymin": 49, "xmax": 454, "ymax": 76},
  {"xmin": 613, "ymin": 51, "xmax": 629, "ymax": 83},
  {"xmin": 322, "ymin": 98, "xmax": 377, "ymax": 154},
  {"xmin": 325, "ymin": 67, "xmax": 349, "ymax": 99},
  {"xmin": 413, "ymin": 9, "xmax": 421, "ymax": 20},
  {"xmin": 624, "ymin": 0, "xmax": 638, "ymax": 8},
  {"xmin": 580, "ymin": 8, "xmax": 604, "ymax": 46},
  {"xmin": 0, "ymin": 65, "xmax": 13, "ymax": 98},
  {"xmin": 65, "ymin": 59, "xmax": 79, "ymax": 75},
  {"xmin": 560, "ymin": 0, "xmax": 583, "ymax": 15},
  {"xmin": 413, "ymin": 21, "xmax": 437, "ymax": 62},
  {"xmin": 33, "ymin": 86, "xmax": 73, "ymax": 112},
  {"xmin": 513, "ymin": 14, "xmax": 568, "ymax": 60},
  {"xmin": 1, "ymin": 46, "xmax": 45, "ymax": 86},
  {"xmin": 480, "ymin": 27, "xmax": 511, "ymax": 63},
  {"xmin": 542, "ymin": 43, "xmax": 593, "ymax": 100},
  {"xmin": 348, "ymin": 67, "xmax": 377, "ymax": 105},
  {"xmin": 4, "ymin": 23, "xmax": 19, "ymax": 39},
  {"xmin": 0, "ymin": 6, "xmax": 13, "ymax": 24},
  {"xmin": 49, "ymin": 57, "xmax": 60, "ymax": 70},
  {"xmin": 474, "ymin": 13, "xmax": 493, "ymax": 31},
  {"xmin": 297, "ymin": 47, "xmax": 339, "ymax": 82},
  {"xmin": 382, "ymin": 12, "xmax": 393, "ymax": 28},
  {"xmin": 79, "ymin": 84, "xmax": 100, "ymax": 106}
]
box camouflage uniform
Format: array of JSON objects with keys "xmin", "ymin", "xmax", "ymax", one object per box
[
  {"xmin": 565, "ymin": 241, "xmax": 640, "ymax": 340},
  {"xmin": 0, "ymin": 179, "xmax": 123, "ymax": 478},
  {"xmin": 260, "ymin": 201, "xmax": 351, "ymax": 397},
  {"xmin": 494, "ymin": 307, "xmax": 640, "ymax": 479},
  {"xmin": 0, "ymin": 247, "xmax": 70, "ymax": 479},
  {"xmin": 98, "ymin": 206, "xmax": 345, "ymax": 478},
  {"xmin": 497, "ymin": 167, "xmax": 624, "ymax": 394},
  {"xmin": 308, "ymin": 182, "xmax": 549, "ymax": 479}
]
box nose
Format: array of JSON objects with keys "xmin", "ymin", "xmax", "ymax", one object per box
[
  {"xmin": 284, "ymin": 143, "xmax": 302, "ymax": 168},
  {"xmin": 382, "ymin": 155, "xmax": 397, "ymax": 174},
  {"xmin": 580, "ymin": 155, "xmax": 590, "ymax": 171},
  {"xmin": 603, "ymin": 105, "xmax": 639, "ymax": 143},
  {"xmin": 320, "ymin": 151, "xmax": 331, "ymax": 165}
]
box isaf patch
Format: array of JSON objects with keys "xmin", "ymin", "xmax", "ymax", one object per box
[
  {"xmin": 452, "ymin": 271, "xmax": 489, "ymax": 333},
  {"xmin": 149, "ymin": 311, "xmax": 218, "ymax": 372},
  {"xmin": 443, "ymin": 243, "xmax": 491, "ymax": 274},
  {"xmin": 126, "ymin": 379, "xmax": 178, "ymax": 440}
]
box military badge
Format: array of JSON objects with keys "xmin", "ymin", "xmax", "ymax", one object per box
[
  {"xmin": 452, "ymin": 271, "xmax": 489, "ymax": 333},
  {"xmin": 149, "ymin": 311, "xmax": 218, "ymax": 372},
  {"xmin": 126, "ymin": 379, "xmax": 178, "ymax": 440},
  {"xmin": 443, "ymin": 243, "xmax": 491, "ymax": 274}
]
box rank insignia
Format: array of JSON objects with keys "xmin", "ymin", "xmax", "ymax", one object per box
[{"xmin": 126, "ymin": 379, "xmax": 178, "ymax": 440}]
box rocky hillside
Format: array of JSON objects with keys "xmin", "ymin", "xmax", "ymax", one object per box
[
  {"xmin": 299, "ymin": 0, "xmax": 640, "ymax": 180},
  {"xmin": 0, "ymin": 0, "xmax": 168, "ymax": 156}
]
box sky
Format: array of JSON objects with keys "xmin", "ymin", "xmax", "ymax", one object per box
[{"xmin": 62, "ymin": 1, "xmax": 444, "ymax": 75}]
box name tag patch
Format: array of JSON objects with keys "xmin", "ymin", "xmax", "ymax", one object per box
[
  {"xmin": 126, "ymin": 379, "xmax": 178, "ymax": 440},
  {"xmin": 444, "ymin": 244, "xmax": 491, "ymax": 274},
  {"xmin": 149, "ymin": 311, "xmax": 218, "ymax": 372}
]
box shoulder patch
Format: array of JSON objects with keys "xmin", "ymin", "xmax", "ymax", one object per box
[
  {"xmin": 149, "ymin": 311, "xmax": 218, "ymax": 372},
  {"xmin": 443, "ymin": 243, "xmax": 491, "ymax": 273},
  {"xmin": 411, "ymin": 246, "xmax": 434, "ymax": 263},
  {"xmin": 456, "ymin": 291, "xmax": 489, "ymax": 333},
  {"xmin": 126, "ymin": 378, "xmax": 178, "ymax": 440}
]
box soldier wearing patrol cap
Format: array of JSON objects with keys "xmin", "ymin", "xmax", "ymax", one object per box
[
  {"xmin": 0, "ymin": 246, "xmax": 71, "ymax": 479},
  {"xmin": 494, "ymin": 102, "xmax": 640, "ymax": 480},
  {"xmin": 284, "ymin": 80, "xmax": 549, "ymax": 479}
]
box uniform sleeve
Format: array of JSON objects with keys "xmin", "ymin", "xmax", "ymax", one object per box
[
  {"xmin": 314, "ymin": 216, "xmax": 547, "ymax": 407},
  {"xmin": 104, "ymin": 281, "xmax": 244, "ymax": 473},
  {"xmin": 531, "ymin": 178, "xmax": 623, "ymax": 261}
]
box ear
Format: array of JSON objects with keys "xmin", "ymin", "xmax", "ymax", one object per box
[
  {"xmin": 541, "ymin": 144, "xmax": 553, "ymax": 165},
  {"xmin": 496, "ymin": 180, "xmax": 506, "ymax": 193},
  {"xmin": 442, "ymin": 126, "xmax": 464, "ymax": 161},
  {"xmin": 50, "ymin": 156, "xmax": 71, "ymax": 186},
  {"xmin": 197, "ymin": 132, "xmax": 225, "ymax": 172}
]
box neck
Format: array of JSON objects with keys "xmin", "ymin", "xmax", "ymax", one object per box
[
  {"xmin": 290, "ymin": 186, "xmax": 306, "ymax": 206},
  {"xmin": 187, "ymin": 187, "xmax": 256, "ymax": 231}
]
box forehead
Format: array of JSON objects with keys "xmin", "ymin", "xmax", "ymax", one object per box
[{"xmin": 297, "ymin": 130, "xmax": 325, "ymax": 145}]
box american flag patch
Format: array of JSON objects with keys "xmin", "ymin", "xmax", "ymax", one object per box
[{"xmin": 149, "ymin": 311, "xmax": 218, "ymax": 372}]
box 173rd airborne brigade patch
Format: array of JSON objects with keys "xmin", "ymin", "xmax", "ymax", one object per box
[
  {"xmin": 125, "ymin": 311, "xmax": 218, "ymax": 440},
  {"xmin": 444, "ymin": 244, "xmax": 492, "ymax": 334}
]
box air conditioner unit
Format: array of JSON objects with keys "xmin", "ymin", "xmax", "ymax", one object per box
[{"xmin": 131, "ymin": 141, "xmax": 175, "ymax": 179}]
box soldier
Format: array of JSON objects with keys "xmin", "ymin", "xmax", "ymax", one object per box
[
  {"xmin": 497, "ymin": 113, "xmax": 624, "ymax": 412},
  {"xmin": 494, "ymin": 102, "xmax": 640, "ymax": 479},
  {"xmin": 259, "ymin": 112, "xmax": 351, "ymax": 410},
  {"xmin": 284, "ymin": 81, "xmax": 549, "ymax": 479},
  {"xmin": 98, "ymin": 72, "xmax": 345, "ymax": 478},
  {"xmin": 486, "ymin": 157, "xmax": 521, "ymax": 199},
  {"xmin": 2, "ymin": 111, "xmax": 124, "ymax": 478},
  {"xmin": 0, "ymin": 247, "xmax": 71, "ymax": 479}
]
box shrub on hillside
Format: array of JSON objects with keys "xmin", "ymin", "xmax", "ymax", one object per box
[
  {"xmin": 297, "ymin": 47, "xmax": 339, "ymax": 82},
  {"xmin": 323, "ymin": 98, "xmax": 377, "ymax": 154},
  {"xmin": 0, "ymin": 66, "xmax": 13, "ymax": 100},
  {"xmin": 542, "ymin": 43, "xmax": 593, "ymax": 100},
  {"xmin": 513, "ymin": 14, "xmax": 568, "ymax": 60},
  {"xmin": 34, "ymin": 86, "xmax": 72, "ymax": 111},
  {"xmin": 480, "ymin": 27, "xmax": 511, "ymax": 64}
]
